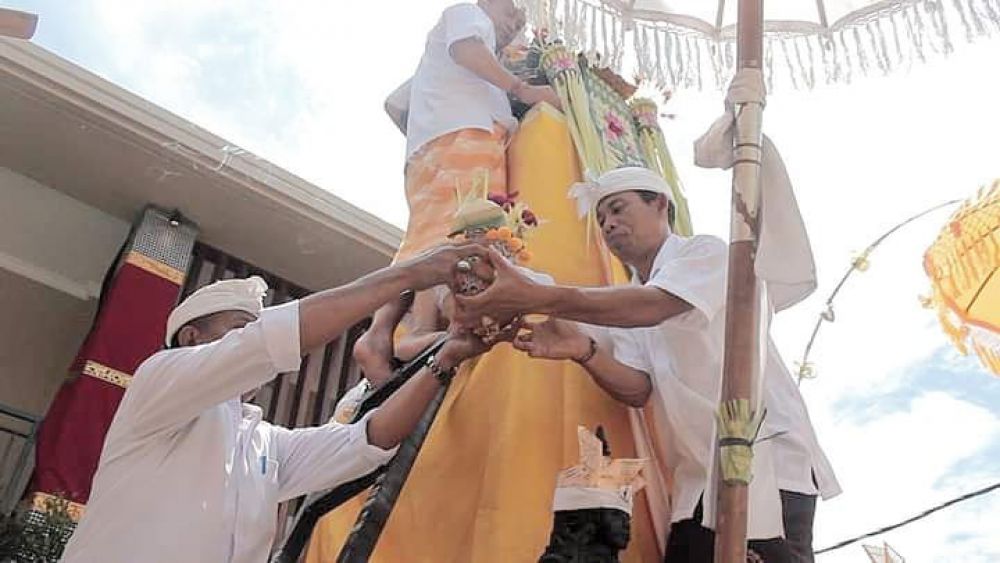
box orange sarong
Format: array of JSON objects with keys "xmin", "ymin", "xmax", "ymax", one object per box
[{"xmin": 393, "ymin": 125, "xmax": 508, "ymax": 263}]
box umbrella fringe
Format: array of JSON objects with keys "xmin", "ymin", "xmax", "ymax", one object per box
[{"xmin": 525, "ymin": 0, "xmax": 999, "ymax": 90}]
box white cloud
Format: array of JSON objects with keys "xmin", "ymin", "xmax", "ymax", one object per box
[{"xmin": 813, "ymin": 391, "xmax": 1000, "ymax": 562}]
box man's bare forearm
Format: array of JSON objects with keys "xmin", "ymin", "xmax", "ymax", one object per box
[
  {"xmin": 298, "ymin": 267, "xmax": 413, "ymax": 353},
  {"xmin": 580, "ymin": 348, "xmax": 652, "ymax": 407},
  {"xmin": 365, "ymin": 346, "xmax": 463, "ymax": 448},
  {"xmin": 533, "ymin": 285, "xmax": 692, "ymax": 328},
  {"xmin": 365, "ymin": 370, "xmax": 440, "ymax": 449},
  {"xmin": 449, "ymin": 37, "xmax": 519, "ymax": 92}
]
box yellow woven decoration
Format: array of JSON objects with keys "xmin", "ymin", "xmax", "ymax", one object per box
[
  {"xmin": 540, "ymin": 45, "xmax": 608, "ymax": 177},
  {"xmin": 716, "ymin": 399, "xmax": 765, "ymax": 486},
  {"xmin": 924, "ymin": 179, "xmax": 1000, "ymax": 376},
  {"xmin": 630, "ymin": 97, "xmax": 694, "ymax": 236}
]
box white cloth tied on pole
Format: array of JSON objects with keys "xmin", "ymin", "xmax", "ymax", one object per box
[{"xmin": 694, "ymin": 68, "xmax": 817, "ymax": 313}]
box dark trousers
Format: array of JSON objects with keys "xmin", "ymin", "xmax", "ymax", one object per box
[
  {"xmin": 663, "ymin": 491, "xmax": 817, "ymax": 563},
  {"xmin": 780, "ymin": 490, "xmax": 817, "ymax": 563}
]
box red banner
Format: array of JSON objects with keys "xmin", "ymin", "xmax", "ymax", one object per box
[{"xmin": 31, "ymin": 261, "xmax": 183, "ymax": 504}]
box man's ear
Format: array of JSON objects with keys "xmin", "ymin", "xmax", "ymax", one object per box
[
  {"xmin": 657, "ymin": 193, "xmax": 670, "ymax": 211},
  {"xmin": 176, "ymin": 324, "xmax": 200, "ymax": 348}
]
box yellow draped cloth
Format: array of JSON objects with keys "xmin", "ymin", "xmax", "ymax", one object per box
[{"xmin": 305, "ymin": 105, "xmax": 660, "ymax": 562}]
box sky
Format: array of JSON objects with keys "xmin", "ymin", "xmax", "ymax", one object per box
[{"xmin": 9, "ymin": 1, "xmax": 1000, "ymax": 560}]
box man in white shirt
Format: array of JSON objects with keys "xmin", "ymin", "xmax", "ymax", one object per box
[
  {"xmin": 455, "ymin": 167, "xmax": 840, "ymax": 562},
  {"xmin": 355, "ymin": 0, "xmax": 561, "ymax": 383},
  {"xmin": 61, "ymin": 243, "xmax": 501, "ymax": 563}
]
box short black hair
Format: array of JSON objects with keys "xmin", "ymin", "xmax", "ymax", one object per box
[
  {"xmin": 168, "ymin": 314, "xmax": 213, "ymax": 349},
  {"xmin": 636, "ymin": 190, "xmax": 676, "ymax": 228}
]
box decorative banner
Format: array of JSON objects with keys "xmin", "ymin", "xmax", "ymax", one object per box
[{"xmin": 30, "ymin": 207, "xmax": 197, "ymax": 506}]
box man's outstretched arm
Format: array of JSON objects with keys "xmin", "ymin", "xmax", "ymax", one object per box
[
  {"xmin": 513, "ymin": 318, "xmax": 651, "ymax": 407},
  {"xmin": 454, "ymin": 249, "xmax": 692, "ymax": 329},
  {"xmin": 298, "ymin": 243, "xmax": 487, "ymax": 353},
  {"xmin": 449, "ymin": 38, "xmax": 562, "ymax": 109}
]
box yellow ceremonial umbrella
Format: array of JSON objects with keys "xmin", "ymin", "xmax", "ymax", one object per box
[{"xmin": 924, "ymin": 179, "xmax": 1000, "ymax": 375}]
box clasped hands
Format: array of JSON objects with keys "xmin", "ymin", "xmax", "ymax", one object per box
[{"xmin": 444, "ymin": 246, "xmax": 591, "ymax": 362}]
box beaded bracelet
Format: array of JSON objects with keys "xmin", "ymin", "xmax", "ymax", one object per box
[{"xmin": 426, "ymin": 355, "xmax": 456, "ymax": 386}]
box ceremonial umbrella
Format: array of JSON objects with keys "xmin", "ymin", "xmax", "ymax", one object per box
[
  {"xmin": 524, "ymin": 1, "xmax": 998, "ymax": 561},
  {"xmin": 924, "ymin": 180, "xmax": 1000, "ymax": 377}
]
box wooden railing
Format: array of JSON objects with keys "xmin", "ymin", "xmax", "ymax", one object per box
[{"xmin": 0, "ymin": 404, "xmax": 40, "ymax": 516}]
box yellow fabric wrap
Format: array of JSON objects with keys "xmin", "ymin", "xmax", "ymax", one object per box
[{"xmin": 305, "ymin": 104, "xmax": 659, "ymax": 562}]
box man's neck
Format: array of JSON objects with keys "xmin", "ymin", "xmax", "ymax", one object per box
[{"xmin": 632, "ymin": 234, "xmax": 669, "ymax": 283}]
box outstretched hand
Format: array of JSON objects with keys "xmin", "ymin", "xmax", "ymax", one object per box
[
  {"xmin": 400, "ymin": 241, "xmax": 491, "ymax": 291},
  {"xmin": 437, "ymin": 318, "xmax": 522, "ymax": 370},
  {"xmin": 452, "ymin": 248, "xmax": 542, "ymax": 329},
  {"xmin": 512, "ymin": 318, "xmax": 590, "ymax": 361}
]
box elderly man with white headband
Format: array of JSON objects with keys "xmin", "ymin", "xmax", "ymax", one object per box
[
  {"xmin": 61, "ymin": 242, "xmax": 501, "ymax": 563},
  {"xmin": 455, "ymin": 166, "xmax": 838, "ymax": 562}
]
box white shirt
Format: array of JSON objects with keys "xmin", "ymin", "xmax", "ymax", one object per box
[
  {"xmin": 405, "ymin": 3, "xmax": 516, "ymax": 159},
  {"xmin": 610, "ymin": 234, "xmax": 840, "ymax": 539},
  {"xmin": 61, "ymin": 302, "xmax": 397, "ymax": 563}
]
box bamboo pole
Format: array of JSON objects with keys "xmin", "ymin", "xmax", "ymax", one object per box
[{"xmin": 713, "ymin": 1, "xmax": 764, "ymax": 562}]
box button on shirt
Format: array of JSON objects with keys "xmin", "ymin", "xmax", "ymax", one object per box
[
  {"xmin": 405, "ymin": 3, "xmax": 516, "ymax": 159},
  {"xmin": 61, "ymin": 301, "xmax": 398, "ymax": 563},
  {"xmin": 610, "ymin": 234, "xmax": 840, "ymax": 539}
]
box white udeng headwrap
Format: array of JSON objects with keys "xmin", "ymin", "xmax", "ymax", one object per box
[
  {"xmin": 552, "ymin": 485, "xmax": 635, "ymax": 514},
  {"xmin": 567, "ymin": 166, "xmax": 675, "ymax": 219},
  {"xmin": 164, "ymin": 276, "xmax": 268, "ymax": 346}
]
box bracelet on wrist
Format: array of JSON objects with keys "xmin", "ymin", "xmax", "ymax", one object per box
[
  {"xmin": 426, "ymin": 354, "xmax": 456, "ymax": 386},
  {"xmin": 573, "ymin": 337, "xmax": 598, "ymax": 365}
]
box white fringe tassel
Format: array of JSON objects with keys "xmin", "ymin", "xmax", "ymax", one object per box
[{"xmin": 526, "ymin": 0, "xmax": 1000, "ymax": 90}]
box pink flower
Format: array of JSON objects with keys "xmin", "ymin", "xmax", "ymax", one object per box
[
  {"xmin": 553, "ymin": 56, "xmax": 576, "ymax": 72},
  {"xmin": 605, "ymin": 112, "xmax": 625, "ymax": 139},
  {"xmin": 521, "ymin": 209, "xmax": 538, "ymax": 226}
]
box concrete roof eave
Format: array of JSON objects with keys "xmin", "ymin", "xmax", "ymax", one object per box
[{"xmin": 0, "ymin": 37, "xmax": 403, "ymax": 291}]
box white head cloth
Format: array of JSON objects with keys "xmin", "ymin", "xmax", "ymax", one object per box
[
  {"xmin": 164, "ymin": 276, "xmax": 268, "ymax": 346},
  {"xmin": 552, "ymin": 485, "xmax": 635, "ymax": 514},
  {"xmin": 568, "ymin": 166, "xmax": 674, "ymax": 219}
]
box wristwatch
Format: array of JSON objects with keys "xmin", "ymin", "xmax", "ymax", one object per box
[{"xmin": 426, "ymin": 355, "xmax": 456, "ymax": 386}]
